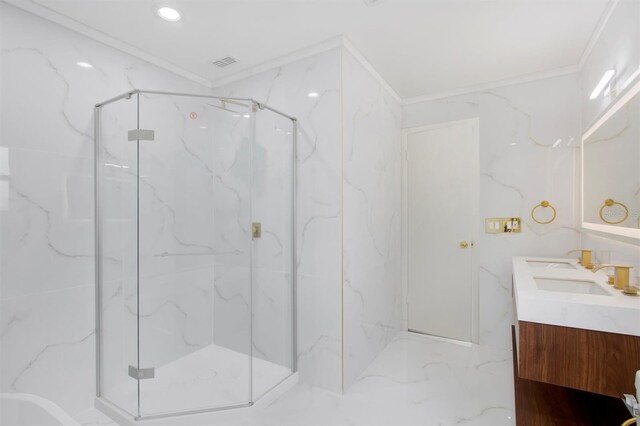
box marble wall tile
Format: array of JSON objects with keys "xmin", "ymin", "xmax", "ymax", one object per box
[
  {"xmin": 0, "ymin": 2, "xmax": 211, "ymax": 417},
  {"xmin": 403, "ymin": 74, "xmax": 582, "ymax": 349},
  {"xmin": 341, "ymin": 50, "xmax": 403, "ymax": 389},
  {"xmin": 0, "ymin": 285, "xmax": 95, "ymax": 415},
  {"xmin": 213, "ymin": 48, "xmax": 344, "ymax": 393}
]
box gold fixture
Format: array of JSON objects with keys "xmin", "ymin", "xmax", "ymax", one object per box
[
  {"xmin": 599, "ymin": 199, "xmax": 629, "ymax": 224},
  {"xmin": 484, "ymin": 217, "xmax": 521, "ymax": 233},
  {"xmin": 592, "ymin": 264, "xmax": 633, "ymax": 291},
  {"xmin": 566, "ymin": 249, "xmax": 593, "ymax": 268},
  {"xmin": 252, "ymin": 222, "xmax": 261, "ymax": 239},
  {"xmin": 459, "ymin": 240, "xmax": 469, "ymax": 249},
  {"xmin": 531, "ymin": 200, "xmax": 557, "ymax": 224},
  {"xmin": 592, "ymin": 264, "xmax": 616, "ymax": 286}
]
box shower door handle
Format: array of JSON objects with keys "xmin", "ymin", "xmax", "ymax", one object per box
[{"xmin": 252, "ymin": 222, "xmax": 261, "ymax": 239}]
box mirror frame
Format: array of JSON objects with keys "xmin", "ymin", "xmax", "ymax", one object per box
[{"xmin": 581, "ymin": 78, "xmax": 640, "ymax": 242}]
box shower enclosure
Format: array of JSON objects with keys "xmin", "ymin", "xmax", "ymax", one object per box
[{"xmin": 94, "ymin": 90, "xmax": 296, "ymax": 420}]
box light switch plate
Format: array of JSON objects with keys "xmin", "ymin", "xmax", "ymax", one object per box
[{"xmin": 485, "ymin": 217, "xmax": 522, "ymax": 234}]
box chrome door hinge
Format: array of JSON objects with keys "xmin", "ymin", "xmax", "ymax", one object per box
[
  {"xmin": 128, "ymin": 129, "xmax": 155, "ymax": 141},
  {"xmin": 128, "ymin": 365, "xmax": 155, "ymax": 380}
]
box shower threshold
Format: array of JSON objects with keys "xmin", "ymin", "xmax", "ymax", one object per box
[{"xmin": 95, "ymin": 344, "xmax": 298, "ymax": 423}]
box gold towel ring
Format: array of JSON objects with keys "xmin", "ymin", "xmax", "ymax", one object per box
[
  {"xmin": 599, "ymin": 199, "xmax": 629, "ymax": 224},
  {"xmin": 531, "ymin": 200, "xmax": 556, "ymax": 224}
]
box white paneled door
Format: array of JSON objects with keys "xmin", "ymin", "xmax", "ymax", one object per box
[{"xmin": 405, "ymin": 119, "xmax": 479, "ymax": 343}]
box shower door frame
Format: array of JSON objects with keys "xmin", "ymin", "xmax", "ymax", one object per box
[{"xmin": 94, "ymin": 89, "xmax": 298, "ymax": 420}]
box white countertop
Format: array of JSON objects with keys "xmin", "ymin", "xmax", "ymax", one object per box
[{"xmin": 512, "ymin": 256, "xmax": 640, "ymax": 337}]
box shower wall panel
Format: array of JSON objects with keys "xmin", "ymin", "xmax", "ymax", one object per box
[
  {"xmin": 213, "ymin": 48, "xmax": 344, "ymax": 393},
  {"xmin": 341, "ymin": 49, "xmax": 403, "ymax": 390}
]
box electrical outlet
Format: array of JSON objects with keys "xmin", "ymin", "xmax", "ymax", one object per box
[{"xmin": 485, "ymin": 217, "xmax": 522, "ymax": 234}]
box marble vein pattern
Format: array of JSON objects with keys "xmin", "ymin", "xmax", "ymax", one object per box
[
  {"xmin": 213, "ymin": 48, "xmax": 344, "ymax": 393},
  {"xmin": 403, "ymin": 73, "xmax": 582, "ymax": 350},
  {"xmin": 81, "ymin": 332, "xmax": 514, "ymax": 426},
  {"xmin": 0, "ymin": 2, "xmax": 211, "ymax": 417},
  {"xmin": 341, "ymin": 50, "xmax": 403, "ymax": 390}
]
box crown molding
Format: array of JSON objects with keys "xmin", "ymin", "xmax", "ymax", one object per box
[
  {"xmin": 578, "ymin": 0, "xmax": 619, "ymax": 70},
  {"xmin": 211, "ymin": 35, "xmax": 403, "ymax": 105},
  {"xmin": 5, "ymin": 0, "xmax": 617, "ymax": 106},
  {"xmin": 3, "ymin": 0, "xmax": 212, "ymax": 88},
  {"xmin": 341, "ymin": 36, "xmax": 402, "ymax": 103},
  {"xmin": 403, "ymin": 65, "xmax": 579, "ymax": 105},
  {"xmin": 210, "ymin": 36, "xmax": 344, "ymax": 89}
]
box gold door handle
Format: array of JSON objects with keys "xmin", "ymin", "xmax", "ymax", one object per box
[{"xmin": 459, "ymin": 241, "xmax": 469, "ymax": 249}]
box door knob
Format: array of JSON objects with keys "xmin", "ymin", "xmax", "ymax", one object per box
[{"xmin": 459, "ymin": 240, "xmax": 469, "ymax": 249}]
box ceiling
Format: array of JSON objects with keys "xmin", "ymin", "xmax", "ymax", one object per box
[{"xmin": 29, "ymin": 0, "xmax": 609, "ymax": 100}]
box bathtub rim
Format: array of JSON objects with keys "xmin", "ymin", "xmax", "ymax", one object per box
[{"xmin": 0, "ymin": 392, "xmax": 80, "ymax": 426}]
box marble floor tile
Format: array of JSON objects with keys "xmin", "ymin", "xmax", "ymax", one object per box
[{"xmin": 86, "ymin": 332, "xmax": 515, "ymax": 425}]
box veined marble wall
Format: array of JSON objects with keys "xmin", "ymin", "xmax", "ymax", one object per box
[
  {"xmin": 341, "ymin": 50, "xmax": 402, "ymax": 389},
  {"xmin": 97, "ymin": 93, "xmax": 257, "ymax": 415},
  {"xmin": 214, "ymin": 47, "xmax": 405, "ymax": 393},
  {"xmin": 213, "ymin": 49, "xmax": 344, "ymax": 393},
  {"xmin": 578, "ymin": 0, "xmax": 640, "ymax": 276},
  {"xmin": 403, "ymin": 74, "xmax": 582, "ymax": 349},
  {"xmin": 0, "ymin": 2, "xmax": 211, "ymax": 417}
]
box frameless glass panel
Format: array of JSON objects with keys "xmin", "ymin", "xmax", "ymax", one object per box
[
  {"xmin": 136, "ymin": 94, "xmax": 252, "ymax": 416},
  {"xmin": 97, "ymin": 95, "xmax": 139, "ymax": 416},
  {"xmin": 251, "ymin": 108, "xmax": 295, "ymax": 400}
]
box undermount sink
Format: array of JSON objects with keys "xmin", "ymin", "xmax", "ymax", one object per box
[
  {"xmin": 527, "ymin": 260, "xmax": 577, "ymax": 269},
  {"xmin": 534, "ymin": 277, "xmax": 611, "ymax": 296}
]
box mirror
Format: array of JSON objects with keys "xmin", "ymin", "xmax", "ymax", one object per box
[{"xmin": 582, "ymin": 79, "xmax": 640, "ymax": 241}]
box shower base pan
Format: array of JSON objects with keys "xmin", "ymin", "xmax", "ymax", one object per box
[{"xmin": 95, "ymin": 343, "xmax": 297, "ymax": 423}]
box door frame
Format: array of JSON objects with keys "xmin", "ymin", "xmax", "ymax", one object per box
[{"xmin": 401, "ymin": 118, "xmax": 480, "ymax": 344}]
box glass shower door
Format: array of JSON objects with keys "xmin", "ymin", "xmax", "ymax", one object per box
[
  {"xmin": 135, "ymin": 93, "xmax": 253, "ymax": 417},
  {"xmin": 96, "ymin": 94, "xmax": 139, "ymax": 417},
  {"xmin": 250, "ymin": 106, "xmax": 295, "ymax": 400}
]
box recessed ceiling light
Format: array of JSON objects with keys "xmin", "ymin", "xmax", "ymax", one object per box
[
  {"xmin": 552, "ymin": 138, "xmax": 563, "ymax": 148},
  {"xmin": 76, "ymin": 61, "xmax": 93, "ymax": 69},
  {"xmin": 157, "ymin": 6, "xmax": 181, "ymax": 22},
  {"xmin": 589, "ymin": 70, "xmax": 615, "ymax": 100},
  {"xmin": 308, "ymin": 92, "xmax": 319, "ymax": 98},
  {"xmin": 243, "ymin": 114, "xmax": 250, "ymax": 118}
]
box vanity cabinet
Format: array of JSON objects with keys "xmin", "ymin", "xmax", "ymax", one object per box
[
  {"xmin": 511, "ymin": 256, "xmax": 640, "ymax": 425},
  {"xmin": 515, "ymin": 320, "xmax": 640, "ymax": 398},
  {"xmin": 511, "ymin": 326, "xmax": 633, "ymax": 426}
]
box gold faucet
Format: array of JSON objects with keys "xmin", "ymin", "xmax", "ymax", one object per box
[
  {"xmin": 591, "ymin": 264, "xmax": 616, "ymax": 285},
  {"xmin": 592, "ymin": 264, "xmax": 633, "ymax": 292},
  {"xmin": 566, "ymin": 249, "xmax": 593, "ymax": 268}
]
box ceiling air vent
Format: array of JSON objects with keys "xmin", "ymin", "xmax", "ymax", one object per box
[{"xmin": 212, "ymin": 56, "xmax": 237, "ymax": 68}]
